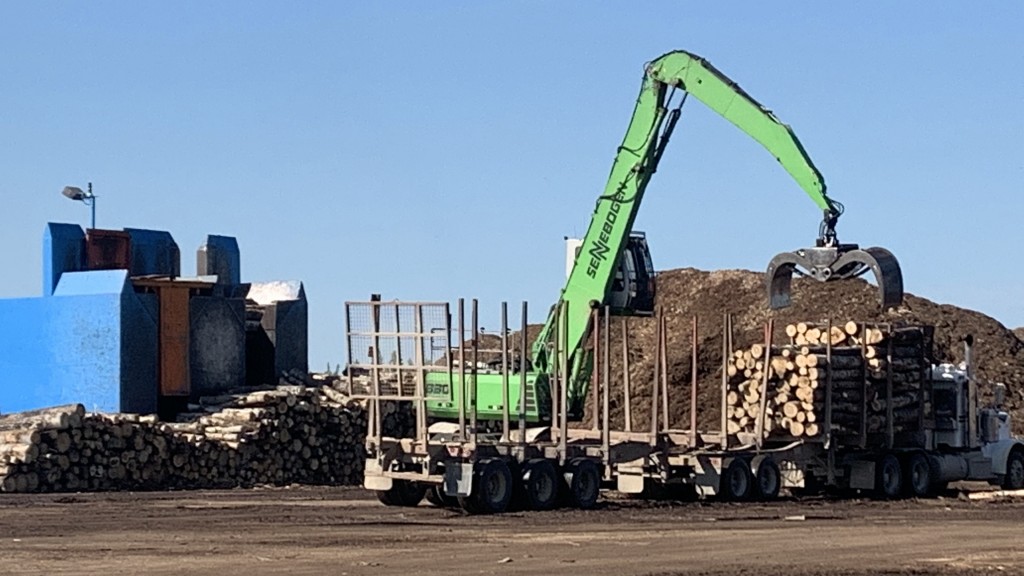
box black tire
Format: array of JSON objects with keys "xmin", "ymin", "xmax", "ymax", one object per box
[
  {"xmin": 925, "ymin": 455, "xmax": 947, "ymax": 496},
  {"xmin": 519, "ymin": 459, "xmax": 559, "ymax": 511},
  {"xmin": 425, "ymin": 485, "xmax": 458, "ymax": 508},
  {"xmin": 424, "ymin": 485, "xmax": 444, "ymax": 507},
  {"xmin": 903, "ymin": 452, "xmax": 932, "ymax": 498},
  {"xmin": 563, "ymin": 458, "xmax": 601, "ymax": 509},
  {"xmin": 875, "ymin": 454, "xmax": 903, "ymax": 499},
  {"xmin": 753, "ymin": 457, "xmax": 781, "ymax": 500},
  {"xmin": 459, "ymin": 459, "xmax": 513, "ymax": 514},
  {"xmin": 375, "ymin": 480, "xmax": 426, "ymax": 507},
  {"xmin": 720, "ymin": 458, "xmax": 754, "ymax": 501},
  {"xmin": 376, "ymin": 488, "xmax": 396, "ymax": 506},
  {"xmin": 1002, "ymin": 448, "xmax": 1024, "ymax": 490}
]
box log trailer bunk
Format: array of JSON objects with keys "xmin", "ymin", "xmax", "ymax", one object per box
[{"xmin": 352, "ymin": 50, "xmax": 963, "ymax": 513}]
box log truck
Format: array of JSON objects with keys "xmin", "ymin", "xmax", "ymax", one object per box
[{"xmin": 361, "ymin": 51, "xmax": 1021, "ymax": 514}]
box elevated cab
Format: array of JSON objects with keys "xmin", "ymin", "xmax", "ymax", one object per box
[{"xmin": 566, "ymin": 232, "xmax": 656, "ymax": 316}]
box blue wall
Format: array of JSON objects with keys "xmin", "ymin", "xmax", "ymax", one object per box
[
  {"xmin": 126, "ymin": 228, "xmax": 180, "ymax": 278},
  {"xmin": 0, "ymin": 270, "xmax": 158, "ymax": 414},
  {"xmin": 42, "ymin": 223, "xmax": 85, "ymax": 297}
]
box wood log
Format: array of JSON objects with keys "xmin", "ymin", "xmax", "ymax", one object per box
[
  {"xmin": 0, "ymin": 384, "xmax": 380, "ymax": 493},
  {"xmin": 867, "ymin": 357, "xmax": 923, "ymax": 371},
  {"xmin": 789, "ymin": 420, "xmax": 805, "ymax": 437},
  {"xmin": 0, "ymin": 405, "xmax": 83, "ymax": 431},
  {"xmin": 0, "ymin": 430, "xmax": 40, "ymax": 444},
  {"xmin": 803, "ymin": 354, "xmax": 861, "ymax": 369}
]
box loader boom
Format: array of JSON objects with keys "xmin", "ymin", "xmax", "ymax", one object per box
[{"xmin": 531, "ymin": 50, "xmax": 836, "ymax": 411}]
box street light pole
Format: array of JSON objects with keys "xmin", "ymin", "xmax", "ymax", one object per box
[
  {"xmin": 61, "ymin": 182, "xmax": 97, "ymax": 230},
  {"xmin": 87, "ymin": 182, "xmax": 95, "ymax": 229}
]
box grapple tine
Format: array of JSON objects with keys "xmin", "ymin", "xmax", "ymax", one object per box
[
  {"xmin": 766, "ymin": 253, "xmax": 800, "ymax": 310},
  {"xmin": 863, "ymin": 247, "xmax": 904, "ymax": 308}
]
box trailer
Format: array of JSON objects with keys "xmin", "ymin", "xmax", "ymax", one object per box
[{"xmin": 349, "ymin": 299, "xmax": 1024, "ymax": 513}]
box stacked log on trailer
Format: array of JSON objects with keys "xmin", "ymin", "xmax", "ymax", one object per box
[
  {"xmin": 724, "ymin": 321, "xmax": 929, "ymax": 440},
  {"xmin": 862, "ymin": 327, "xmax": 930, "ymax": 435},
  {"xmin": 0, "ymin": 383, "xmax": 413, "ymax": 493}
]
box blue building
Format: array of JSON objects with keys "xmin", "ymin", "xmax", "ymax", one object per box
[{"xmin": 0, "ymin": 224, "xmax": 307, "ymax": 416}]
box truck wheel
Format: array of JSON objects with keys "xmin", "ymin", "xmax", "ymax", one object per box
[
  {"xmin": 425, "ymin": 485, "xmax": 458, "ymax": 508},
  {"xmin": 376, "ymin": 480, "xmax": 426, "ymax": 507},
  {"xmin": 720, "ymin": 458, "xmax": 754, "ymax": 501},
  {"xmin": 875, "ymin": 454, "xmax": 903, "ymax": 499},
  {"xmin": 1002, "ymin": 448, "xmax": 1024, "ymax": 490},
  {"xmin": 903, "ymin": 452, "xmax": 932, "ymax": 498},
  {"xmin": 520, "ymin": 459, "xmax": 559, "ymax": 511},
  {"xmin": 752, "ymin": 456, "xmax": 781, "ymax": 500},
  {"xmin": 563, "ymin": 458, "xmax": 601, "ymax": 509},
  {"xmin": 459, "ymin": 459, "xmax": 513, "ymax": 514}
]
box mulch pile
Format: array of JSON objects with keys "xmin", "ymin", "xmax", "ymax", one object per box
[{"xmin": 582, "ymin": 268, "xmax": 1024, "ymax": 432}]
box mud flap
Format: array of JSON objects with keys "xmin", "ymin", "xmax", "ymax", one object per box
[
  {"xmin": 363, "ymin": 459, "xmax": 393, "ymax": 491},
  {"xmin": 848, "ymin": 460, "xmax": 876, "ymax": 490},
  {"xmin": 443, "ymin": 463, "xmax": 474, "ymax": 497},
  {"xmin": 616, "ymin": 469, "xmax": 645, "ymax": 494},
  {"xmin": 767, "ymin": 245, "xmax": 903, "ymax": 310}
]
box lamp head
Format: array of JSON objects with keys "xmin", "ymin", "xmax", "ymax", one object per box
[{"xmin": 62, "ymin": 186, "xmax": 88, "ymax": 201}]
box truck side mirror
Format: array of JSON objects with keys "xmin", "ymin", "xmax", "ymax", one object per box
[{"xmin": 994, "ymin": 383, "xmax": 1006, "ymax": 408}]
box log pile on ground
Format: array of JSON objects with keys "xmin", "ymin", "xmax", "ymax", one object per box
[
  {"xmin": 724, "ymin": 322, "xmax": 928, "ymax": 439},
  {"xmin": 0, "ymin": 384, "xmax": 411, "ymax": 493},
  {"xmin": 587, "ymin": 268, "xmax": 1023, "ymax": 433},
  {"xmin": 340, "ymin": 369, "xmax": 418, "ymax": 439}
]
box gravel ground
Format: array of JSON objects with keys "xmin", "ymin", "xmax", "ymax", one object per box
[{"xmin": 1, "ymin": 487, "xmax": 1022, "ymax": 575}]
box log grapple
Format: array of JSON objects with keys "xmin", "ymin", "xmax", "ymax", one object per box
[{"xmin": 766, "ymin": 207, "xmax": 904, "ymax": 310}]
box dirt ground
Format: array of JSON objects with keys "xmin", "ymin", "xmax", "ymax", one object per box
[{"xmin": 1, "ymin": 487, "xmax": 1022, "ymax": 576}]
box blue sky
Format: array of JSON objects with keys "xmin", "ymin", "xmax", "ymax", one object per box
[{"xmin": 1, "ymin": 3, "xmax": 1021, "ymax": 370}]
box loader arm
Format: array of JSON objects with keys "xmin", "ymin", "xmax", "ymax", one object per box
[{"xmin": 531, "ymin": 50, "xmax": 842, "ymax": 414}]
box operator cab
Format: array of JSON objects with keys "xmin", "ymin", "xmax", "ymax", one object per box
[{"xmin": 566, "ymin": 232, "xmax": 656, "ymax": 316}]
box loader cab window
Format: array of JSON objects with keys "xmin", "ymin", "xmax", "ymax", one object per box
[{"xmin": 627, "ymin": 235, "xmax": 655, "ymax": 315}]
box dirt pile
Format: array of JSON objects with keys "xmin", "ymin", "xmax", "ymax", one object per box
[{"xmin": 587, "ymin": 268, "xmax": 1024, "ymax": 432}]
